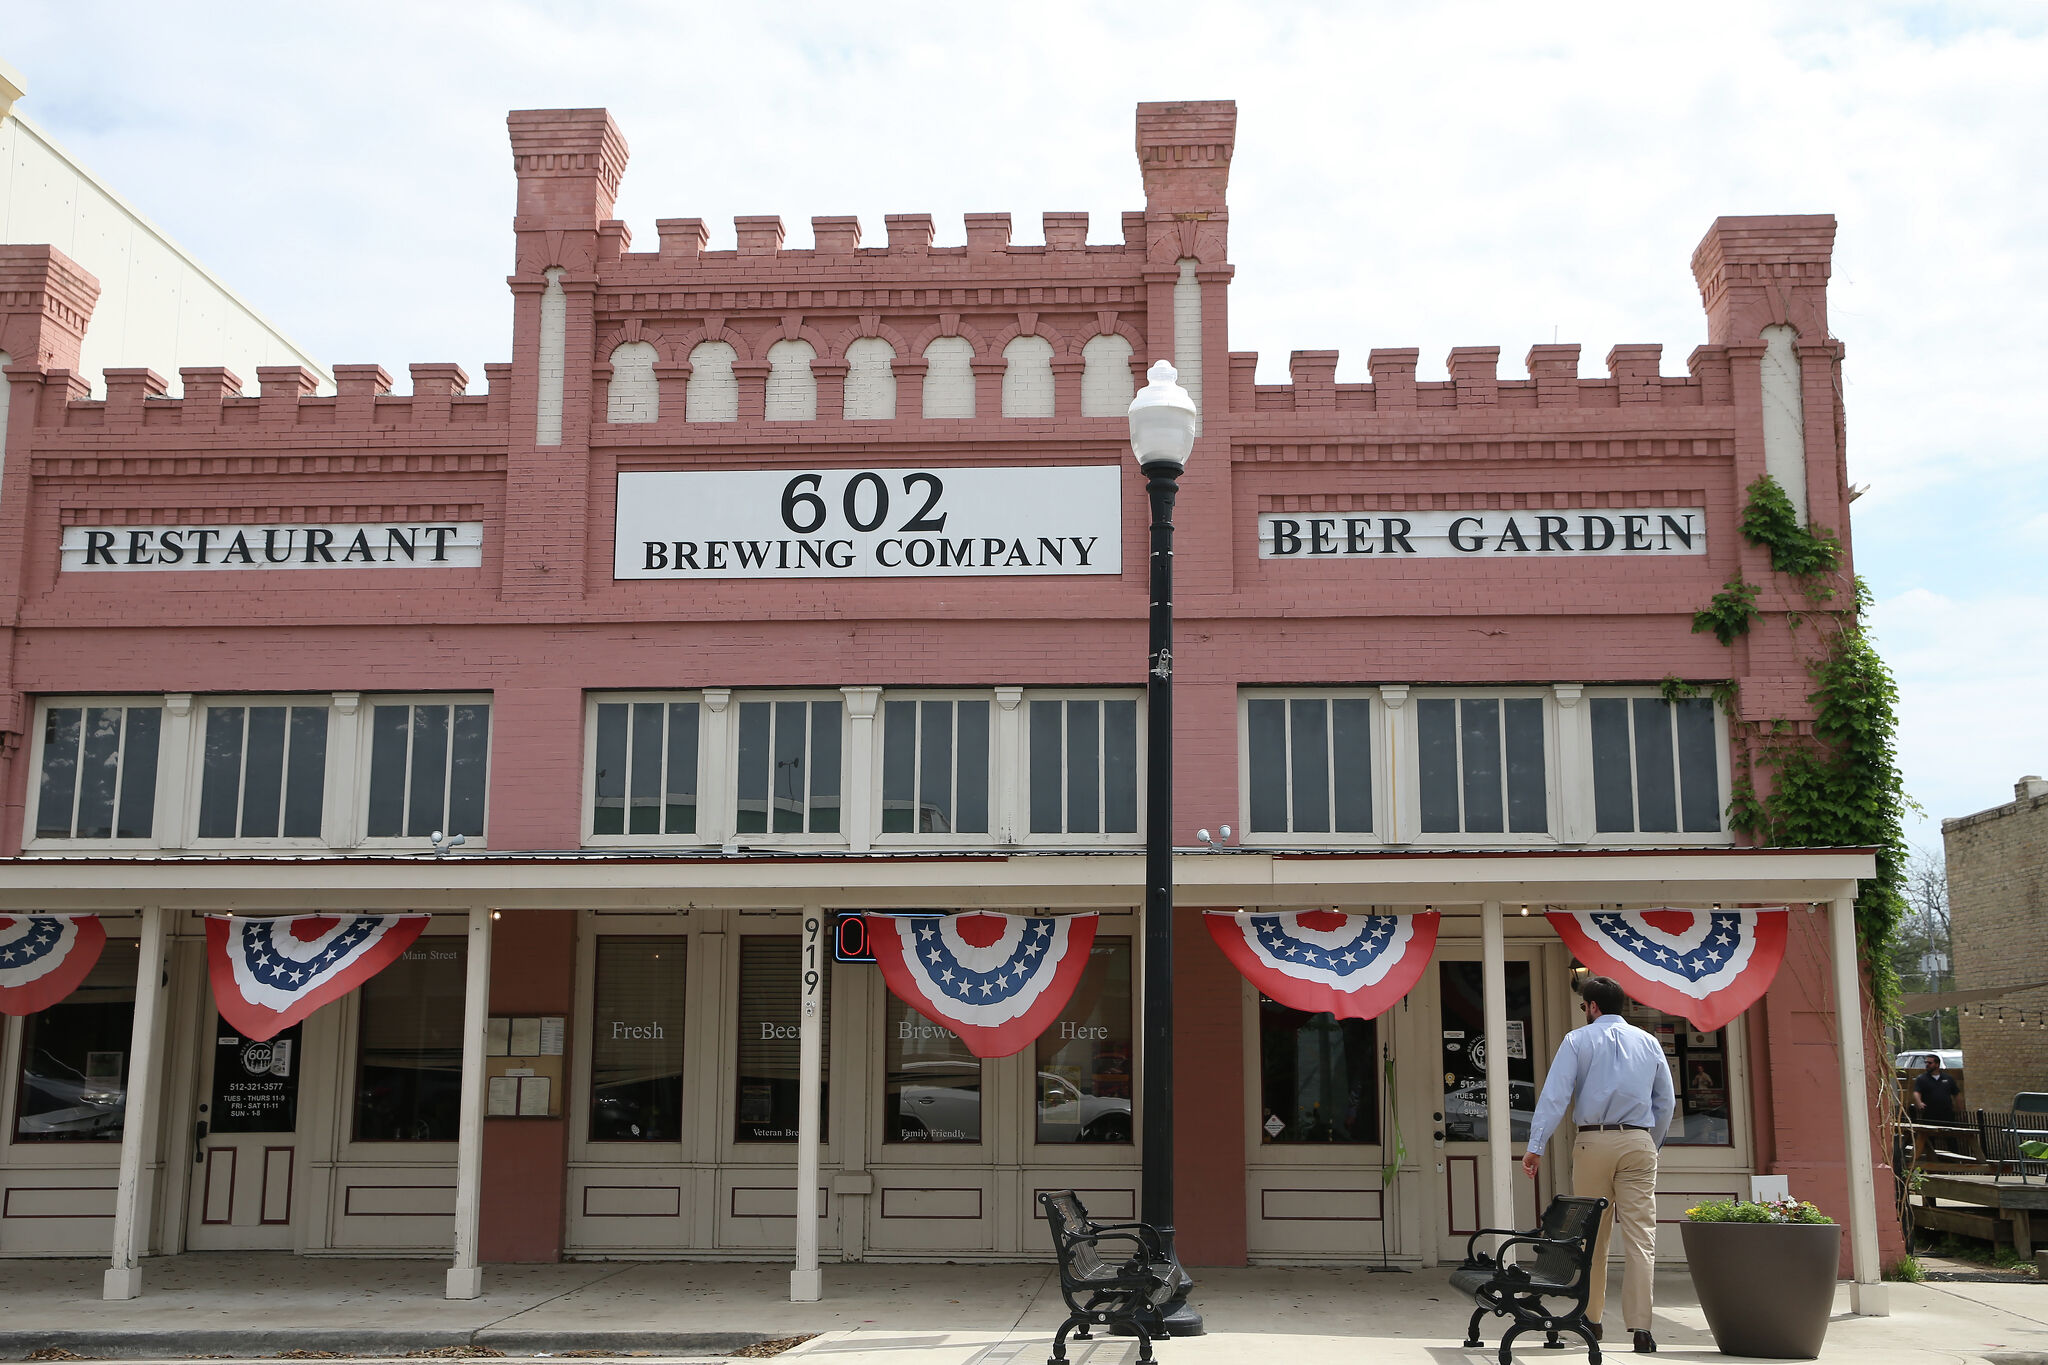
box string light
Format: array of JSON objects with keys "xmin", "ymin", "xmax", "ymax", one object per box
[{"xmin": 1520, "ymin": 904, "xmax": 1529, "ymax": 916}]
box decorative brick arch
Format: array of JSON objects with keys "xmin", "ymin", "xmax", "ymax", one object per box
[
  {"xmin": 987, "ymin": 312, "xmax": 1069, "ymax": 357},
  {"xmin": 824, "ymin": 314, "xmax": 912, "ymax": 364},
  {"xmin": 1075, "ymin": 315, "xmax": 1146, "ymax": 359},
  {"xmin": 595, "ymin": 318, "xmax": 680, "ymax": 366},
  {"xmin": 907, "ymin": 315, "xmax": 991, "ymax": 360},
  {"xmin": 672, "ymin": 319, "xmax": 755, "ymax": 365},
  {"xmin": 769, "ymin": 315, "xmax": 833, "ymax": 357}
]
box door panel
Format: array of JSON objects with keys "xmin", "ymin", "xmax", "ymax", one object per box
[
  {"xmin": 1433, "ymin": 954, "xmax": 1542, "ymax": 1259},
  {"xmin": 186, "ymin": 1013, "xmax": 302, "ymax": 1250}
]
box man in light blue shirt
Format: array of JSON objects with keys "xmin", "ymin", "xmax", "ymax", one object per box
[{"xmin": 1521, "ymin": 975, "xmax": 1674, "ymax": 1353}]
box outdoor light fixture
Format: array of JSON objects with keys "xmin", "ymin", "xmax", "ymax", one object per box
[
  {"xmin": 429, "ymin": 830, "xmax": 466, "ymax": 858},
  {"xmin": 1127, "ymin": 358, "xmax": 1201, "ymax": 1336}
]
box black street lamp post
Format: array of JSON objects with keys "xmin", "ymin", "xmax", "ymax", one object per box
[{"xmin": 1127, "ymin": 360, "xmax": 1201, "ymax": 1335}]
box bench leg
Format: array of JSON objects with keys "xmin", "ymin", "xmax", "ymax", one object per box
[
  {"xmin": 1127, "ymin": 1317, "xmax": 1156, "ymax": 1364},
  {"xmin": 1500, "ymin": 1323, "xmax": 1528, "ymax": 1365},
  {"xmin": 1466, "ymin": 1305, "xmax": 1490, "ymax": 1349},
  {"xmin": 1049, "ymin": 1318, "xmax": 1080, "ymax": 1365}
]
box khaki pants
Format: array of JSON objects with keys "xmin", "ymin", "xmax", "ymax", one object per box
[{"xmin": 1571, "ymin": 1128, "xmax": 1659, "ymax": 1331}]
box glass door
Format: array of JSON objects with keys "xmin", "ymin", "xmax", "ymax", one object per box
[
  {"xmin": 187, "ymin": 1010, "xmax": 303, "ymax": 1250},
  {"xmin": 1432, "ymin": 953, "xmax": 1543, "ymax": 1259}
]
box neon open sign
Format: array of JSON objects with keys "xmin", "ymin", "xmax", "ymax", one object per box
[{"xmin": 832, "ymin": 912, "xmax": 875, "ymax": 963}]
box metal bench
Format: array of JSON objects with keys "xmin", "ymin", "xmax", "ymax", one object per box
[
  {"xmin": 1038, "ymin": 1190, "xmax": 1183, "ymax": 1365},
  {"xmin": 1450, "ymin": 1195, "xmax": 1609, "ymax": 1365},
  {"xmin": 1980, "ymin": 1110, "xmax": 2048, "ymax": 1184}
]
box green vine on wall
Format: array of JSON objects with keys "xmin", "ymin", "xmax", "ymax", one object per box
[{"xmin": 1695, "ymin": 477, "xmax": 1911, "ymax": 1019}]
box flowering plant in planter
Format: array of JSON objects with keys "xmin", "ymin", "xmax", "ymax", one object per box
[
  {"xmin": 1681, "ymin": 1196, "xmax": 1841, "ymax": 1357},
  {"xmin": 1685, "ymin": 1196, "xmax": 1835, "ymax": 1225}
]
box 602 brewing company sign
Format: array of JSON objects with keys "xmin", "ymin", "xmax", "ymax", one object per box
[{"xmin": 615, "ymin": 466, "xmax": 1122, "ymax": 580}]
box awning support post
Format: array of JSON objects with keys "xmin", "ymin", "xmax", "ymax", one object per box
[
  {"xmin": 104, "ymin": 905, "xmax": 169, "ymax": 1301},
  {"xmin": 1829, "ymin": 892, "xmax": 1889, "ymax": 1315},
  {"xmin": 1481, "ymin": 899, "xmax": 1516, "ymax": 1248},
  {"xmin": 446, "ymin": 906, "xmax": 493, "ymax": 1300},
  {"xmin": 791, "ymin": 908, "xmax": 825, "ymax": 1301}
]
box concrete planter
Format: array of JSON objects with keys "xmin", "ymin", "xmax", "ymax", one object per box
[{"xmin": 1680, "ymin": 1220, "xmax": 1842, "ymax": 1358}]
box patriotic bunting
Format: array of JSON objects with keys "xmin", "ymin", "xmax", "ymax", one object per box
[
  {"xmin": 1205, "ymin": 909, "xmax": 1441, "ymax": 1021},
  {"xmin": 0, "ymin": 914, "xmax": 108, "ymax": 1016},
  {"xmin": 865, "ymin": 911, "xmax": 1098, "ymax": 1059},
  {"xmin": 1547, "ymin": 908, "xmax": 1788, "ymax": 1032},
  {"xmin": 207, "ymin": 913, "xmax": 431, "ymax": 1041}
]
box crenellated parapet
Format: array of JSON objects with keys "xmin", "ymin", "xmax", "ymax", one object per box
[{"xmin": 1228, "ymin": 343, "xmax": 1719, "ymax": 418}]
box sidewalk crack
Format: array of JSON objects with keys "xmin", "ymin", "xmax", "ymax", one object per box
[{"xmin": 470, "ymin": 1264, "xmax": 639, "ymax": 1341}]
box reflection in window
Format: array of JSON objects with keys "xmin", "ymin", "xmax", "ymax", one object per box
[
  {"xmin": 1035, "ymin": 937, "xmax": 1133, "ymax": 1144},
  {"xmin": 885, "ymin": 996, "xmax": 981, "ymax": 1143},
  {"xmin": 1590, "ymin": 696, "xmax": 1722, "ymax": 834},
  {"xmin": 1438, "ymin": 958, "xmax": 1535, "ymax": 1142},
  {"xmin": 1259, "ymin": 999, "xmax": 1378, "ymax": 1143},
  {"xmin": 592, "ymin": 700, "xmax": 699, "ymax": 836},
  {"xmin": 13, "ymin": 939, "xmax": 139, "ymax": 1142},
  {"xmin": 1418, "ymin": 697, "xmax": 1546, "ymax": 835},
  {"xmin": 197, "ymin": 705, "xmax": 328, "ymax": 839},
  {"xmin": 354, "ymin": 940, "xmax": 466, "ymax": 1141},
  {"xmin": 882, "ymin": 698, "xmax": 990, "ymax": 833},
  {"xmin": 36, "ymin": 704, "xmax": 160, "ymax": 839},
  {"xmin": 734, "ymin": 937, "xmax": 830, "ymax": 1141},
  {"xmin": 1246, "ymin": 695, "xmax": 1373, "ymax": 835},
  {"xmin": 735, "ymin": 700, "xmax": 841, "ymax": 835},
  {"xmin": 1610, "ymin": 990, "xmax": 1731, "ymax": 1146},
  {"xmin": 1028, "ymin": 698, "xmax": 1138, "ymax": 835},
  {"xmin": 590, "ymin": 937, "xmax": 686, "ymax": 1141},
  {"xmin": 365, "ymin": 702, "xmax": 490, "ymax": 839}
]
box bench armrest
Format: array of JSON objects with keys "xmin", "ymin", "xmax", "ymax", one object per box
[
  {"xmin": 1461, "ymin": 1224, "xmax": 1536, "ymax": 1263},
  {"xmin": 1078, "ymin": 1219, "xmax": 1172, "ymax": 1257}
]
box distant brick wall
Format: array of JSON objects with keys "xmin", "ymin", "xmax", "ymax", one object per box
[{"xmin": 1945, "ymin": 782, "xmax": 2048, "ymax": 1109}]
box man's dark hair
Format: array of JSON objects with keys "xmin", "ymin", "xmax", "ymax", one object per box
[{"xmin": 1580, "ymin": 975, "xmax": 1627, "ymax": 1016}]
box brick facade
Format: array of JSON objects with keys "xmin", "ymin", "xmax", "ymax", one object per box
[{"xmin": 1944, "ymin": 777, "xmax": 2048, "ymax": 1108}]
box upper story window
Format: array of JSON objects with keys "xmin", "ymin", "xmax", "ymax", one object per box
[
  {"xmin": 736, "ymin": 697, "xmax": 842, "ymax": 835},
  {"xmin": 1244, "ymin": 693, "xmax": 1374, "ymax": 838},
  {"xmin": 365, "ymin": 700, "xmax": 490, "ymax": 840},
  {"xmin": 881, "ymin": 697, "xmax": 990, "ymax": 835},
  {"xmin": 592, "ymin": 698, "xmax": 699, "ymax": 836},
  {"xmin": 1417, "ymin": 693, "xmax": 1548, "ymax": 836},
  {"xmin": 34, "ymin": 701, "xmax": 161, "ymax": 841},
  {"xmin": 1588, "ymin": 692, "xmax": 1724, "ymax": 836},
  {"xmin": 197, "ymin": 702, "xmax": 329, "ymax": 840},
  {"xmin": 1028, "ymin": 695, "xmax": 1140, "ymax": 838}
]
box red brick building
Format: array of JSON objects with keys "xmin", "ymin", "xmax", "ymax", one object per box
[{"xmin": 0, "ymin": 101, "xmax": 1894, "ymax": 1306}]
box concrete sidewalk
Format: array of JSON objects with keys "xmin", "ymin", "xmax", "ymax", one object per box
[{"xmin": 0, "ymin": 1257, "xmax": 2042, "ymax": 1364}]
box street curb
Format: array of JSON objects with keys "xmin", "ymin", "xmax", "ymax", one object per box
[
  {"xmin": 1981, "ymin": 1354, "xmax": 2048, "ymax": 1365},
  {"xmin": 0, "ymin": 1328, "xmax": 772, "ymax": 1360}
]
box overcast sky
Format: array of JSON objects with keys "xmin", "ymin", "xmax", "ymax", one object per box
[{"xmin": 7, "ymin": 1, "xmax": 2044, "ymax": 854}]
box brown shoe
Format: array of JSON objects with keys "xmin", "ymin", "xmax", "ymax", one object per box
[
  {"xmin": 1586, "ymin": 1322, "xmax": 1603, "ymax": 1343},
  {"xmin": 1632, "ymin": 1330, "xmax": 1656, "ymax": 1353}
]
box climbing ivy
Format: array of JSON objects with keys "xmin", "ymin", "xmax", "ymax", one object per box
[{"xmin": 1698, "ymin": 478, "xmax": 1910, "ymax": 1018}]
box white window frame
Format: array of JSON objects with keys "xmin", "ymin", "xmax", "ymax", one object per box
[
  {"xmin": 1018, "ymin": 915, "xmax": 1142, "ymax": 1166},
  {"xmin": 1237, "ymin": 688, "xmax": 1389, "ymax": 846},
  {"xmin": 721, "ymin": 917, "xmax": 842, "ymax": 1163},
  {"xmin": 1578, "ymin": 687, "xmax": 1735, "ymax": 847},
  {"xmin": 21, "ymin": 696, "xmax": 168, "ymax": 851},
  {"xmin": 581, "ymin": 692, "xmax": 711, "ymax": 848},
  {"xmin": 1404, "ymin": 687, "xmax": 1560, "ymax": 847},
  {"xmin": 724, "ymin": 690, "xmax": 851, "ymax": 848},
  {"xmin": 353, "ymin": 694, "xmax": 492, "ymax": 851},
  {"xmin": 1015, "ymin": 689, "xmax": 1146, "ymax": 849},
  {"xmin": 334, "ymin": 914, "xmax": 474, "ymax": 1161},
  {"xmin": 870, "ymin": 690, "xmax": 999, "ymax": 848},
  {"xmin": 185, "ymin": 695, "xmax": 340, "ymax": 850}
]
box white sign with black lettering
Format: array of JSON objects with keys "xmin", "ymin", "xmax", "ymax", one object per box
[
  {"xmin": 1258, "ymin": 508, "xmax": 1706, "ymax": 559},
  {"xmin": 615, "ymin": 466, "xmax": 1122, "ymax": 579},
  {"xmin": 61, "ymin": 522, "xmax": 483, "ymax": 572}
]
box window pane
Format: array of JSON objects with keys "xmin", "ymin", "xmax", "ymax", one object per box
[
  {"xmin": 1288, "ymin": 699, "xmax": 1330, "ymax": 833},
  {"xmin": 365, "ymin": 706, "xmax": 410, "ymax": 837},
  {"xmin": 772, "ymin": 701, "xmax": 806, "ymax": 834},
  {"xmin": 1029, "ymin": 701, "xmax": 1063, "ymax": 833},
  {"xmin": 1417, "ymin": 699, "xmax": 1460, "ymax": 834},
  {"xmin": 881, "ymin": 700, "xmax": 916, "ymax": 833},
  {"xmin": 735, "ymin": 937, "xmax": 830, "ymax": 1141},
  {"xmin": 918, "ymin": 702, "xmax": 953, "ymax": 832},
  {"xmin": 241, "ymin": 707, "xmax": 288, "ymax": 838},
  {"xmin": 592, "ymin": 703, "xmax": 627, "ymax": 835},
  {"xmin": 735, "ymin": 702, "xmax": 770, "ymax": 834},
  {"xmin": 117, "ymin": 708, "xmax": 160, "ymax": 840},
  {"xmin": 406, "ymin": 705, "xmax": 450, "ymax": 838},
  {"xmin": 282, "ymin": 708, "xmax": 327, "ymax": 838},
  {"xmin": 1035, "ymin": 937, "xmax": 1133, "ymax": 1144},
  {"xmin": 1438, "ymin": 958, "xmax": 1534, "ymax": 1141},
  {"xmin": 1589, "ymin": 697, "xmax": 1635, "ymax": 834},
  {"xmin": 956, "ymin": 701, "xmax": 990, "ymax": 834},
  {"xmin": 1632, "ymin": 699, "xmax": 1678, "ymax": 833},
  {"xmin": 1066, "ymin": 701, "xmax": 1100, "ymax": 833},
  {"xmin": 885, "ymin": 995, "xmax": 980, "ymax": 1143},
  {"xmin": 665, "ymin": 702, "xmax": 699, "ymax": 834},
  {"xmin": 1459, "ymin": 699, "xmax": 1504, "ymax": 833},
  {"xmin": 1259, "ymin": 999, "xmax": 1377, "ymax": 1143},
  {"xmin": 1504, "ymin": 698, "xmax": 1547, "ymax": 834},
  {"xmin": 1247, "ymin": 699, "xmax": 1287, "ymax": 832},
  {"xmin": 354, "ymin": 938, "xmax": 466, "ymax": 1141},
  {"xmin": 629, "ymin": 702, "xmax": 663, "ymax": 835},
  {"xmin": 36, "ymin": 707, "xmax": 81, "ymax": 838},
  {"xmin": 1675, "ymin": 699, "xmax": 1721, "ymax": 833},
  {"xmin": 1332, "ymin": 697, "xmax": 1373, "ymax": 833},
  {"xmin": 13, "ymin": 938, "xmax": 138, "ymax": 1142},
  {"xmin": 75, "ymin": 707, "xmax": 123, "ymax": 840},
  {"xmin": 808, "ymin": 701, "xmax": 841, "ymax": 833},
  {"xmin": 590, "ymin": 937, "xmax": 687, "ymax": 1142},
  {"xmin": 197, "ymin": 707, "xmax": 247, "ymax": 839},
  {"xmin": 448, "ymin": 705, "xmax": 490, "ymax": 838},
  {"xmin": 1103, "ymin": 700, "xmax": 1137, "ymax": 834},
  {"xmin": 1613, "ymin": 994, "xmax": 1730, "ymax": 1147}
]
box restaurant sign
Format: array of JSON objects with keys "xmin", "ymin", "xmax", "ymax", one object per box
[{"xmin": 61, "ymin": 522, "xmax": 484, "ymax": 572}]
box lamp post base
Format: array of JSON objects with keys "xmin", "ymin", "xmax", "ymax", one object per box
[{"xmin": 1107, "ymin": 1231, "xmax": 1205, "ymax": 1338}]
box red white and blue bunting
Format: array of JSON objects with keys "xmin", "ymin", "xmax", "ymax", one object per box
[
  {"xmin": 206, "ymin": 913, "xmax": 431, "ymax": 1042},
  {"xmin": 0, "ymin": 914, "xmax": 108, "ymax": 1016},
  {"xmin": 864, "ymin": 911, "xmax": 1099, "ymax": 1059},
  {"xmin": 1205, "ymin": 909, "xmax": 1441, "ymax": 1021},
  {"xmin": 1546, "ymin": 908, "xmax": 1789, "ymax": 1032}
]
